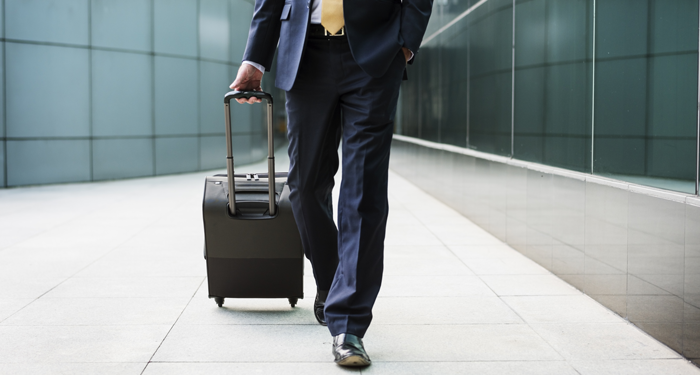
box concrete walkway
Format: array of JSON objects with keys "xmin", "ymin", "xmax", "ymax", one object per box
[{"xmin": 0, "ymin": 154, "xmax": 698, "ymax": 374}]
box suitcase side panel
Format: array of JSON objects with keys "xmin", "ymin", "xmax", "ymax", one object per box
[
  {"xmin": 206, "ymin": 257, "xmax": 304, "ymax": 298},
  {"xmin": 203, "ymin": 176, "xmax": 303, "ymax": 259}
]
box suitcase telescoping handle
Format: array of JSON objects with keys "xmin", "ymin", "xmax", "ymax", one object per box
[{"xmin": 223, "ymin": 90, "xmax": 276, "ymax": 216}]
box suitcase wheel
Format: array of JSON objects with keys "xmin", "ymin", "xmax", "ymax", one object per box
[
  {"xmin": 288, "ymin": 298, "xmax": 298, "ymax": 308},
  {"xmin": 214, "ymin": 297, "xmax": 224, "ymax": 307}
]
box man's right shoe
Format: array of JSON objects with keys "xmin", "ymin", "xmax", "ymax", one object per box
[
  {"xmin": 332, "ymin": 333, "xmax": 371, "ymax": 367},
  {"xmin": 314, "ymin": 290, "xmax": 328, "ymax": 326}
]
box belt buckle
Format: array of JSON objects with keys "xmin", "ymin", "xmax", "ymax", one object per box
[{"xmin": 324, "ymin": 27, "xmax": 345, "ymax": 37}]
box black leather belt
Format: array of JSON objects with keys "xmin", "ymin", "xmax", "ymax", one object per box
[{"xmin": 308, "ymin": 24, "xmax": 346, "ymax": 38}]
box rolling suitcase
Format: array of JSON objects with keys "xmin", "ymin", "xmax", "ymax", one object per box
[{"xmin": 202, "ymin": 91, "xmax": 304, "ymax": 308}]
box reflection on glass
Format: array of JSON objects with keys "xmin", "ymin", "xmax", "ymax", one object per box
[
  {"xmin": 467, "ymin": 0, "xmax": 513, "ymax": 155},
  {"xmin": 593, "ymin": 0, "xmax": 698, "ymax": 194},
  {"xmin": 513, "ymin": 0, "xmax": 592, "ymax": 172}
]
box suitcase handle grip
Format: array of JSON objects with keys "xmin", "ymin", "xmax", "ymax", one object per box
[
  {"xmin": 224, "ymin": 90, "xmax": 273, "ymax": 104},
  {"xmin": 223, "ymin": 90, "xmax": 276, "ymax": 216}
]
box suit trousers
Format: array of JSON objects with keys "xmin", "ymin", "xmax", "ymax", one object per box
[{"xmin": 285, "ymin": 35, "xmax": 405, "ymax": 338}]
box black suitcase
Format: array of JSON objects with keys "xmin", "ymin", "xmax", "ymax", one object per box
[{"xmin": 202, "ymin": 91, "xmax": 304, "ymax": 308}]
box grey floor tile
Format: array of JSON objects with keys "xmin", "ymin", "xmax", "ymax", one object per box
[
  {"xmin": 430, "ymin": 231, "xmax": 505, "ymax": 246},
  {"xmin": 570, "ymin": 359, "xmax": 700, "ymax": 374},
  {"xmin": 422, "ymin": 220, "xmax": 485, "ymax": 233},
  {"xmin": 531, "ymin": 323, "xmax": 681, "ymax": 360},
  {"xmin": 363, "ymin": 361, "xmax": 579, "ymax": 375},
  {"xmin": 457, "ymin": 256, "xmax": 551, "ymax": 275},
  {"xmin": 371, "ymin": 296, "xmax": 523, "ymax": 325},
  {"xmin": 480, "ymin": 275, "xmax": 582, "ymax": 296},
  {"xmin": 0, "ymin": 325, "xmax": 170, "ymax": 363},
  {"xmin": 413, "ymin": 213, "xmax": 481, "ymax": 226},
  {"xmin": 384, "ymin": 232, "xmax": 444, "ymax": 246},
  {"xmin": 383, "ymin": 254, "xmax": 472, "ymax": 276},
  {"xmin": 0, "ymin": 299, "xmax": 33, "ymax": 322},
  {"xmin": 0, "ymin": 246, "xmax": 110, "ymax": 279},
  {"xmin": 502, "ymin": 295, "xmax": 623, "ymax": 324},
  {"xmin": 0, "ymin": 363, "xmax": 146, "ymax": 375},
  {"xmin": 1, "ymin": 297, "xmax": 190, "ymax": 326},
  {"xmin": 152, "ymin": 324, "xmax": 332, "ymax": 362},
  {"xmin": 74, "ymin": 248, "xmax": 206, "ymax": 278},
  {"xmin": 366, "ymin": 325, "xmax": 563, "ymax": 361},
  {"xmin": 383, "ymin": 245, "xmax": 455, "ymax": 258},
  {"xmin": 379, "ymin": 275, "xmax": 495, "ymax": 297},
  {"xmin": 447, "ymin": 244, "xmax": 525, "ymax": 259},
  {"xmin": 178, "ymin": 290, "xmax": 317, "ymax": 326},
  {"xmin": 0, "ymin": 277, "xmax": 66, "ymax": 299},
  {"xmin": 43, "ymin": 277, "xmax": 204, "ymax": 298},
  {"xmin": 143, "ymin": 362, "xmax": 358, "ymax": 374}
]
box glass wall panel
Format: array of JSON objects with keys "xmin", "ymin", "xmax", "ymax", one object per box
[
  {"xmin": 199, "ymin": 0, "xmax": 230, "ymax": 62},
  {"xmin": 513, "ymin": 0, "xmax": 592, "ymax": 172},
  {"xmin": 6, "ymin": 43, "xmax": 90, "ymax": 138},
  {"xmin": 91, "ymin": 0, "xmax": 152, "ymax": 52},
  {"xmin": 6, "ymin": 0, "xmax": 88, "ymax": 45},
  {"xmin": 419, "ymin": 39, "xmax": 442, "ymax": 143},
  {"xmin": 441, "ymin": 23, "xmax": 469, "ymax": 147},
  {"xmin": 230, "ymin": 0, "xmax": 255, "ymax": 63},
  {"xmin": 154, "ymin": 0, "xmax": 198, "ymax": 57},
  {"xmin": 92, "ymin": 138, "xmax": 154, "ymax": 180},
  {"xmin": 467, "ymin": 0, "xmax": 513, "ymax": 155},
  {"xmin": 7, "ymin": 140, "xmax": 91, "ymax": 186},
  {"xmin": 593, "ymin": 0, "xmax": 698, "ymax": 194},
  {"xmin": 154, "ymin": 56, "xmax": 199, "ymax": 136},
  {"xmin": 92, "ymin": 50, "xmax": 153, "ymax": 137}
]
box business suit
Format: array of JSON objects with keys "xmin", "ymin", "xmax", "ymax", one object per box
[{"xmin": 235, "ymin": 0, "xmax": 433, "ymax": 357}]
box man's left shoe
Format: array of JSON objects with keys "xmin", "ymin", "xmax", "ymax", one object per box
[
  {"xmin": 332, "ymin": 333, "xmax": 371, "ymax": 367},
  {"xmin": 314, "ymin": 290, "xmax": 328, "ymax": 326}
]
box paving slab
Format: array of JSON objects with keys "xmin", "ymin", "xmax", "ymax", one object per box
[
  {"xmin": 0, "ymin": 299, "xmax": 33, "ymax": 322},
  {"xmin": 362, "ymin": 361, "xmax": 579, "ymax": 375},
  {"xmin": 0, "ymin": 363, "xmax": 146, "ymax": 375},
  {"xmin": 1, "ymin": 297, "xmax": 191, "ymax": 326},
  {"xmin": 151, "ymin": 324, "xmax": 332, "ymax": 363},
  {"xmin": 43, "ymin": 277, "xmax": 204, "ymax": 299},
  {"xmin": 370, "ymin": 296, "xmax": 523, "ymax": 325},
  {"xmin": 366, "ymin": 324, "xmax": 563, "ymax": 362},
  {"xmin": 142, "ymin": 362, "xmax": 359, "ymax": 374},
  {"xmin": 502, "ymin": 295, "xmax": 622, "ymax": 324},
  {"xmin": 480, "ymin": 274, "xmax": 583, "ymax": 296},
  {"xmin": 530, "ymin": 323, "xmax": 681, "ymax": 360},
  {"xmin": 570, "ymin": 359, "xmax": 700, "ymax": 375},
  {"xmin": 0, "ymin": 325, "xmax": 171, "ymax": 363}
]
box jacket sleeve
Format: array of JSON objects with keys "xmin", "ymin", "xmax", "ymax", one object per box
[
  {"xmin": 399, "ymin": 0, "xmax": 433, "ymax": 60},
  {"xmin": 242, "ymin": 0, "xmax": 285, "ymax": 72}
]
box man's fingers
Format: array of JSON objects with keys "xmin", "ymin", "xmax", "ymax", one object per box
[{"xmin": 229, "ymin": 65, "xmax": 264, "ymax": 104}]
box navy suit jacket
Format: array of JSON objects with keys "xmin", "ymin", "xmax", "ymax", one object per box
[{"xmin": 242, "ymin": 0, "xmax": 433, "ymax": 91}]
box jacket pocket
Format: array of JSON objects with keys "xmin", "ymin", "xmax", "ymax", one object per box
[{"xmin": 281, "ymin": 4, "xmax": 291, "ymax": 20}]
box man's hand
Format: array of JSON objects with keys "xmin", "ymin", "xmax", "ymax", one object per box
[
  {"xmin": 401, "ymin": 47, "xmax": 412, "ymax": 63},
  {"xmin": 230, "ymin": 64, "xmax": 264, "ymax": 104}
]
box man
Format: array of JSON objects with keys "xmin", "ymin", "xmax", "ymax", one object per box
[{"xmin": 230, "ymin": 0, "xmax": 432, "ymax": 366}]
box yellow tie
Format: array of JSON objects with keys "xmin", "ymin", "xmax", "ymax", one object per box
[{"xmin": 321, "ymin": 0, "xmax": 344, "ymax": 35}]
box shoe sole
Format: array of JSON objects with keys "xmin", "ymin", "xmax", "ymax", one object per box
[{"xmin": 336, "ymin": 355, "xmax": 370, "ymax": 367}]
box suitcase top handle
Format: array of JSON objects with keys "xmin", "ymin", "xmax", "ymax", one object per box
[
  {"xmin": 223, "ymin": 90, "xmax": 276, "ymax": 217},
  {"xmin": 224, "ymin": 90, "xmax": 273, "ymax": 104}
]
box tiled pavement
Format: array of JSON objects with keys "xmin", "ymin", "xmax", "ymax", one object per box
[{"xmin": 0, "ymin": 153, "xmax": 699, "ymax": 374}]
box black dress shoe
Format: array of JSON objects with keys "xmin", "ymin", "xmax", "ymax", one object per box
[
  {"xmin": 332, "ymin": 333, "xmax": 371, "ymax": 367},
  {"xmin": 314, "ymin": 290, "xmax": 329, "ymax": 326}
]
